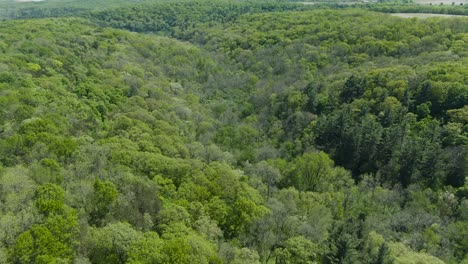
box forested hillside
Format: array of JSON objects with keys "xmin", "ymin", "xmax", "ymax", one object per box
[{"xmin": 0, "ymin": 1, "xmax": 467, "ymax": 264}]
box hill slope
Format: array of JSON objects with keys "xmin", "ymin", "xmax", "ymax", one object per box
[{"xmin": 0, "ymin": 7, "xmax": 467, "ymax": 264}]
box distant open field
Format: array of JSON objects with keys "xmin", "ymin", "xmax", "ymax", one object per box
[
  {"xmin": 298, "ymin": 0, "xmax": 466, "ymax": 4},
  {"xmin": 414, "ymin": 0, "xmax": 466, "ymax": 5},
  {"xmin": 298, "ymin": 1, "xmax": 362, "ymax": 4},
  {"xmin": 391, "ymin": 12, "xmax": 467, "ymax": 17}
]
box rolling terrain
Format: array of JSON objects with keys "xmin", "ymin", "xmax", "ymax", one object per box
[{"xmin": 0, "ymin": 1, "xmax": 467, "ymax": 263}]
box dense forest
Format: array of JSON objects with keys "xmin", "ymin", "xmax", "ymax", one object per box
[{"xmin": 0, "ymin": 0, "xmax": 467, "ymax": 263}]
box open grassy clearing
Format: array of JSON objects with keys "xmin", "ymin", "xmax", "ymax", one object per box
[
  {"xmin": 298, "ymin": 1, "xmax": 362, "ymax": 4},
  {"xmin": 390, "ymin": 12, "xmax": 467, "ymax": 16},
  {"xmin": 414, "ymin": 0, "xmax": 466, "ymax": 5}
]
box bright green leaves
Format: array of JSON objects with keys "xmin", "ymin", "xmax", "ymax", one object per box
[
  {"xmin": 288, "ymin": 151, "xmax": 334, "ymax": 192},
  {"xmin": 275, "ymin": 236, "xmax": 320, "ymax": 264},
  {"xmin": 390, "ymin": 242, "xmax": 445, "ymax": 264},
  {"xmin": 12, "ymin": 205, "xmax": 79, "ymax": 264},
  {"xmin": 228, "ymin": 193, "xmax": 269, "ymax": 238},
  {"xmin": 0, "ymin": 6, "xmax": 466, "ymax": 264},
  {"xmin": 35, "ymin": 183, "xmax": 65, "ymax": 215},
  {"xmin": 89, "ymin": 179, "xmax": 118, "ymax": 226},
  {"xmin": 86, "ymin": 222, "xmax": 141, "ymax": 264},
  {"xmin": 43, "ymin": 209, "xmax": 79, "ymax": 251},
  {"xmin": 127, "ymin": 232, "xmax": 163, "ymax": 264},
  {"xmin": 215, "ymin": 124, "xmax": 259, "ymax": 162},
  {"xmin": 0, "ymin": 116, "xmax": 77, "ymax": 165},
  {"xmin": 87, "ymin": 222, "xmax": 220, "ymax": 264},
  {"xmin": 13, "ymin": 226, "xmax": 72, "ymax": 264},
  {"xmin": 25, "ymin": 63, "xmax": 41, "ymax": 73},
  {"xmin": 156, "ymin": 203, "xmax": 192, "ymax": 236},
  {"xmin": 204, "ymin": 163, "xmax": 269, "ymax": 238},
  {"xmin": 161, "ymin": 234, "xmax": 220, "ymax": 264},
  {"xmin": 362, "ymin": 232, "xmax": 393, "ymax": 264},
  {"xmin": 447, "ymin": 221, "xmax": 468, "ymax": 260},
  {"xmin": 11, "ymin": 184, "xmax": 80, "ymax": 263},
  {"xmin": 11, "ymin": 230, "xmax": 34, "ymax": 264},
  {"xmin": 278, "ymin": 151, "xmax": 353, "ymax": 193}
]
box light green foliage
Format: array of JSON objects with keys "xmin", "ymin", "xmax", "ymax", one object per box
[
  {"xmin": 288, "ymin": 151, "xmax": 334, "ymax": 192},
  {"xmin": 219, "ymin": 243, "xmax": 261, "ymax": 264},
  {"xmin": 29, "ymin": 158, "xmax": 63, "ymax": 184},
  {"xmin": 0, "ymin": 247, "xmax": 7, "ymax": 264},
  {"xmin": 89, "ymin": 179, "xmax": 118, "ymax": 226},
  {"xmin": 35, "ymin": 183, "xmax": 65, "ymax": 215},
  {"xmin": 0, "ymin": 3, "xmax": 466, "ymax": 264},
  {"xmin": 447, "ymin": 106, "xmax": 468, "ymax": 124},
  {"xmin": 25, "ymin": 63, "xmax": 41, "ymax": 73},
  {"xmin": 127, "ymin": 232, "xmax": 163, "ymax": 264},
  {"xmin": 163, "ymin": 234, "xmax": 220, "ymax": 264},
  {"xmin": 113, "ymin": 174, "xmax": 161, "ymax": 230},
  {"xmin": 86, "ymin": 222, "xmax": 142, "ymax": 264},
  {"xmin": 295, "ymin": 192, "xmax": 333, "ymax": 242},
  {"xmin": 193, "ymin": 216, "xmax": 223, "ymax": 242},
  {"xmin": 44, "ymin": 207, "xmax": 79, "ymax": 247},
  {"xmin": 447, "ymin": 221, "xmax": 468, "ymax": 260},
  {"xmin": 275, "ymin": 236, "xmax": 320, "ymax": 264},
  {"xmin": 157, "ymin": 202, "xmax": 192, "ymax": 236},
  {"xmin": 363, "ymin": 231, "xmax": 393, "ymax": 264},
  {"xmin": 246, "ymin": 161, "xmax": 282, "ymax": 197},
  {"xmin": 11, "ymin": 207, "xmax": 79, "ymax": 264},
  {"xmin": 0, "ymin": 166, "xmax": 37, "ymax": 214},
  {"xmin": 389, "ymin": 242, "xmax": 445, "ymax": 264}
]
